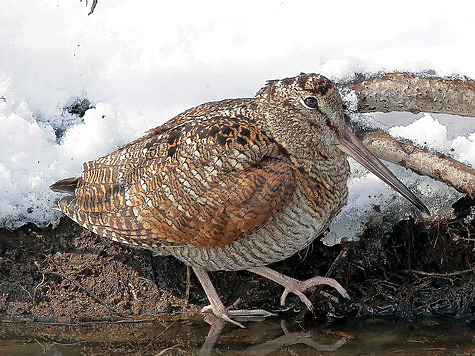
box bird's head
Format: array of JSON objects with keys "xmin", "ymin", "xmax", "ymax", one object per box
[
  {"xmin": 255, "ymin": 73, "xmax": 346, "ymax": 154},
  {"xmin": 255, "ymin": 73, "xmax": 430, "ymax": 215}
]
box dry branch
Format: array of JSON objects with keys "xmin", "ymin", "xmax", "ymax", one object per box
[
  {"xmin": 80, "ymin": 0, "xmax": 98, "ymax": 15},
  {"xmin": 354, "ymin": 127, "xmax": 475, "ymax": 198},
  {"xmin": 345, "ymin": 73, "xmax": 475, "ymax": 117}
]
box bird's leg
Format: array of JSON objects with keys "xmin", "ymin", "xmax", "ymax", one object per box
[
  {"xmin": 192, "ymin": 266, "xmax": 275, "ymax": 328},
  {"xmin": 192, "ymin": 266, "xmax": 245, "ymax": 328},
  {"xmin": 248, "ymin": 266, "xmax": 350, "ymax": 312}
]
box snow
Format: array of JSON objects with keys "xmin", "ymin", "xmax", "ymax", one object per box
[
  {"xmin": 387, "ymin": 113, "xmax": 475, "ymax": 166},
  {"xmin": 452, "ymin": 133, "xmax": 475, "ymax": 165},
  {"xmin": 389, "ymin": 114, "xmax": 452, "ymax": 151},
  {"xmin": 0, "ymin": 0, "xmax": 473, "ymax": 244}
]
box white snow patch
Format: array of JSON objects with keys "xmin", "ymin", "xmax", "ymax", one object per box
[
  {"xmin": 387, "ymin": 113, "xmax": 475, "ymax": 168},
  {"xmin": 389, "ymin": 113, "xmax": 451, "ymax": 151},
  {"xmin": 451, "ymin": 133, "xmax": 475, "ymax": 167},
  {"xmin": 0, "ymin": 95, "xmax": 62, "ymax": 228}
]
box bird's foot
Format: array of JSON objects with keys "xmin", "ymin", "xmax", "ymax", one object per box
[
  {"xmin": 279, "ymin": 275, "xmax": 350, "ymax": 311},
  {"xmin": 201, "ymin": 303, "xmax": 245, "ymax": 328},
  {"xmin": 192, "ymin": 266, "xmax": 275, "ymax": 328},
  {"xmin": 248, "ymin": 266, "xmax": 350, "ymax": 312}
]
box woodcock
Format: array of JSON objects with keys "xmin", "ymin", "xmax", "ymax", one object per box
[{"xmin": 50, "ymin": 73, "xmax": 429, "ymax": 327}]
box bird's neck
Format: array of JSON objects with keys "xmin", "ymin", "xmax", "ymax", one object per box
[
  {"xmin": 242, "ymin": 100, "xmax": 350, "ymax": 221},
  {"xmin": 248, "ymin": 104, "xmax": 344, "ymax": 173}
]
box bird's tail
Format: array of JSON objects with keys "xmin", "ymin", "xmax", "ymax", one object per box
[{"xmin": 49, "ymin": 177, "xmax": 81, "ymax": 194}]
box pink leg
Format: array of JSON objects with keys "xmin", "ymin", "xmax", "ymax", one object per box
[
  {"xmin": 192, "ymin": 266, "xmax": 274, "ymax": 328},
  {"xmin": 248, "ymin": 266, "xmax": 350, "ymax": 311}
]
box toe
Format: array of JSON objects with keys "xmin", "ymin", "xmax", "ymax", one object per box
[
  {"xmin": 221, "ymin": 314, "xmax": 246, "ymax": 328},
  {"xmin": 280, "ymin": 287, "xmax": 314, "ymax": 312},
  {"xmin": 280, "ymin": 288, "xmax": 290, "ymax": 306},
  {"xmin": 201, "ymin": 304, "xmax": 246, "ymax": 328},
  {"xmin": 227, "ymin": 309, "xmax": 276, "ymax": 318}
]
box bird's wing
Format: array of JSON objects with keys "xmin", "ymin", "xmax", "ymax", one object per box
[{"xmin": 55, "ymin": 110, "xmax": 297, "ymax": 248}]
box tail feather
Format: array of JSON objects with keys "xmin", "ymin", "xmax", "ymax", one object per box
[
  {"xmin": 50, "ymin": 177, "xmax": 81, "ymax": 194},
  {"xmin": 56, "ymin": 195, "xmax": 152, "ymax": 247}
]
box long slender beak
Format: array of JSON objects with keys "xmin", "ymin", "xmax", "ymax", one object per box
[{"xmin": 337, "ymin": 126, "xmax": 430, "ymax": 216}]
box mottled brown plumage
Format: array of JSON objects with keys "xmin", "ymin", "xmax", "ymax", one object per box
[{"xmin": 51, "ymin": 73, "xmax": 428, "ymax": 326}]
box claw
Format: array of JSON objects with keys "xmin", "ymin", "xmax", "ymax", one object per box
[
  {"xmin": 281, "ymin": 288, "xmax": 314, "ymax": 312},
  {"xmin": 249, "ymin": 266, "xmax": 349, "ymax": 311},
  {"xmin": 201, "ymin": 304, "xmax": 246, "ymax": 328},
  {"xmin": 204, "ymin": 306, "xmax": 246, "ymax": 328}
]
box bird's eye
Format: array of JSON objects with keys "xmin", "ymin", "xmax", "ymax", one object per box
[{"xmin": 303, "ymin": 97, "xmax": 318, "ymax": 109}]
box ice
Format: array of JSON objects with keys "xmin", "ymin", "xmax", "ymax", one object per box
[{"xmin": 0, "ymin": 0, "xmax": 473, "ymax": 240}]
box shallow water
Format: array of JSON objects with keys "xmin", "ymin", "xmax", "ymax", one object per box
[{"xmin": 0, "ymin": 315, "xmax": 473, "ymax": 355}]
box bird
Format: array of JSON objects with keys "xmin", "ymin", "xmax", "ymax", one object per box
[{"xmin": 50, "ymin": 73, "xmax": 429, "ymax": 327}]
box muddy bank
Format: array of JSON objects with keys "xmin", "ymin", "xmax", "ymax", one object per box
[{"xmin": 0, "ymin": 198, "xmax": 473, "ymax": 324}]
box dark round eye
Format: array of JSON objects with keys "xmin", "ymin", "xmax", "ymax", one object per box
[{"xmin": 303, "ymin": 97, "xmax": 318, "ymax": 109}]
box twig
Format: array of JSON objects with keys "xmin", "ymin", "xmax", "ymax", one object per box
[
  {"xmin": 353, "ymin": 127, "xmax": 475, "ymax": 198},
  {"xmin": 35, "ymin": 338, "xmax": 46, "ymax": 354},
  {"xmin": 80, "ymin": 0, "xmax": 98, "ymax": 15},
  {"xmin": 400, "ymin": 267, "xmax": 475, "ymax": 278},
  {"xmin": 145, "ymin": 320, "xmax": 178, "ymax": 348},
  {"xmin": 183, "ymin": 266, "xmax": 191, "ymax": 312},
  {"xmin": 356, "ymin": 129, "xmax": 475, "ymax": 198},
  {"xmin": 33, "ymin": 262, "xmax": 46, "ymax": 301},
  {"xmin": 341, "ymin": 72, "xmax": 475, "ymax": 198},
  {"xmin": 17, "ymin": 284, "xmax": 34, "ymax": 303},
  {"xmin": 157, "ymin": 343, "xmax": 184, "ymax": 356}
]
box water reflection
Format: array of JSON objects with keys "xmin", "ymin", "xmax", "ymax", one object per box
[
  {"xmin": 0, "ymin": 315, "xmax": 473, "ymax": 355},
  {"xmin": 200, "ymin": 316, "xmax": 348, "ymax": 355}
]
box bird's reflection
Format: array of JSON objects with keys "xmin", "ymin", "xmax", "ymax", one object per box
[{"xmin": 199, "ymin": 315, "xmax": 348, "ymax": 356}]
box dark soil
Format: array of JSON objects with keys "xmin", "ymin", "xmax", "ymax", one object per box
[{"xmin": 0, "ymin": 198, "xmax": 473, "ymax": 325}]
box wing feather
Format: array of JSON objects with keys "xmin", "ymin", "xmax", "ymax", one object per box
[{"xmin": 53, "ymin": 108, "xmax": 297, "ymax": 248}]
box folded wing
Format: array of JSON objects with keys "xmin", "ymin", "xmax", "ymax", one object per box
[{"xmin": 52, "ymin": 113, "xmax": 296, "ymax": 248}]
